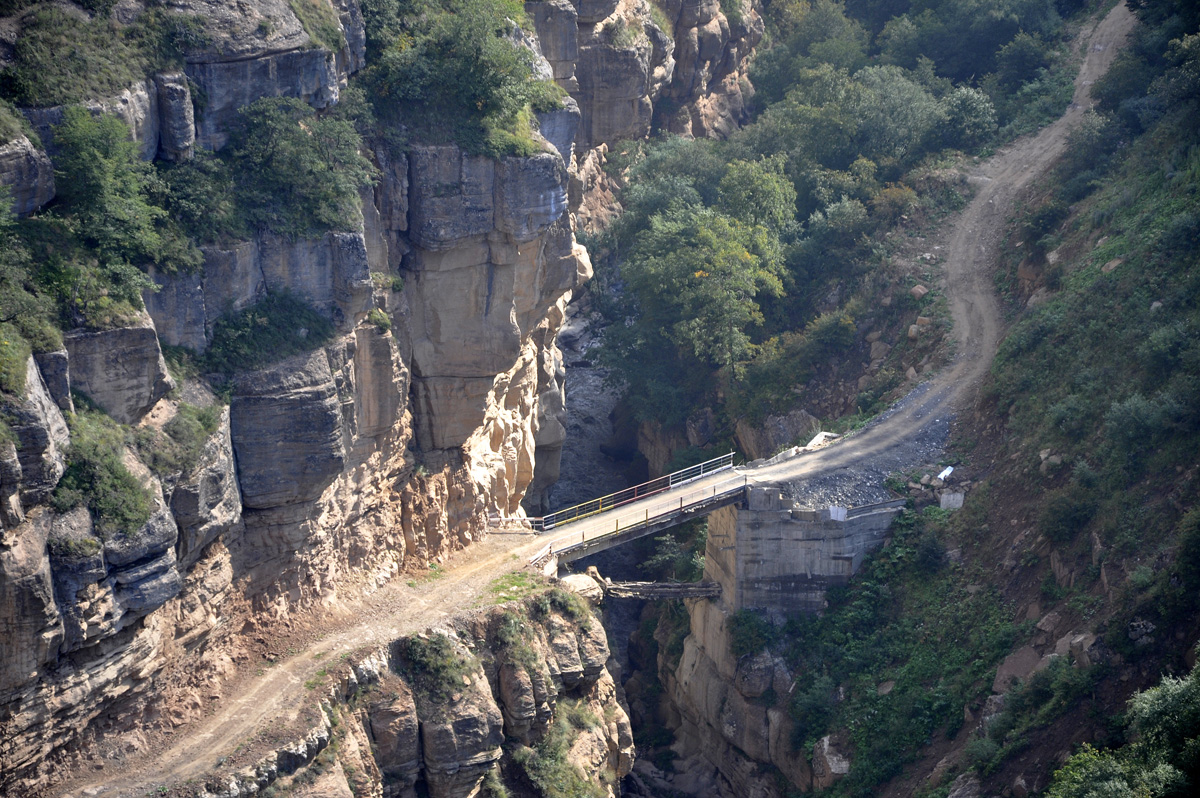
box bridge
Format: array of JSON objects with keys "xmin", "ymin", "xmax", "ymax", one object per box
[{"xmin": 523, "ymin": 453, "xmax": 750, "ymax": 569}]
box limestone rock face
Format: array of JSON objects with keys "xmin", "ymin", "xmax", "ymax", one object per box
[
  {"xmin": 170, "ymin": 408, "xmax": 244, "ymax": 567},
  {"xmin": 735, "ymin": 408, "xmax": 821, "ymax": 461},
  {"xmin": 154, "ymin": 73, "xmax": 196, "ymax": 161},
  {"xmin": 63, "ymin": 317, "xmax": 175, "ymax": 425},
  {"xmin": 0, "ymin": 511, "xmax": 63, "ymax": 696},
  {"xmin": 0, "ymin": 136, "xmax": 54, "ymax": 215},
  {"xmin": 654, "ymin": 599, "xmax": 811, "ymax": 797},
  {"xmin": 6, "ymin": 358, "xmax": 69, "ymax": 507},
  {"xmin": 31, "ymin": 351, "xmax": 72, "ymax": 414},
  {"xmin": 657, "ymin": 0, "xmax": 764, "ymax": 138},
  {"xmin": 146, "ymin": 230, "xmax": 374, "ymax": 349},
  {"xmin": 168, "ymin": 0, "xmax": 362, "ymax": 150},
  {"xmin": 230, "ymin": 350, "xmax": 347, "ymax": 511},
  {"xmin": 350, "ymin": 596, "xmax": 632, "ymax": 797}
]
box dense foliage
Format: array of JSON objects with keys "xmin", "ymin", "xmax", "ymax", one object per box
[
  {"xmin": 1045, "ymin": 662, "xmax": 1200, "ymax": 798},
  {"xmin": 358, "ymin": 0, "xmax": 563, "ymax": 155},
  {"xmin": 591, "ymin": 0, "xmax": 1101, "ymax": 432}
]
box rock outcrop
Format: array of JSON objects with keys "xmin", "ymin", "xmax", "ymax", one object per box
[
  {"xmin": 63, "ymin": 314, "xmax": 175, "ymax": 426},
  {"xmin": 0, "ymin": 0, "xmax": 767, "ymax": 787},
  {"xmin": 0, "ymin": 135, "xmax": 54, "ymax": 215}
]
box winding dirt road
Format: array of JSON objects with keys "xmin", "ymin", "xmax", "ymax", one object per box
[{"xmin": 58, "ymin": 5, "xmax": 1135, "ymax": 796}]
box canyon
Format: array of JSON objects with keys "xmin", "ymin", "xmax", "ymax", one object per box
[{"xmin": 0, "ymin": 0, "xmax": 764, "ymax": 794}]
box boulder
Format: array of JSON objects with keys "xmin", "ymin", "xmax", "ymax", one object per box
[
  {"xmin": 63, "ymin": 316, "xmax": 175, "ymax": 425},
  {"xmin": 0, "ymin": 136, "xmax": 54, "ymax": 215},
  {"xmin": 812, "ymin": 735, "xmax": 850, "ymax": 790},
  {"xmin": 7, "ymin": 357, "xmax": 69, "ymax": 506}
]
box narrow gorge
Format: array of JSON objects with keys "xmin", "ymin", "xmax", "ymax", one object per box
[
  {"xmin": 0, "ymin": 0, "xmax": 764, "ymax": 794},
  {"xmin": 4, "ymin": 1, "xmax": 1200, "ymax": 797}
]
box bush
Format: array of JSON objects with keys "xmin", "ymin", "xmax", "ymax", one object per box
[
  {"xmin": 730, "ymin": 609, "xmax": 776, "ymax": 658},
  {"xmin": 395, "ymin": 632, "xmax": 477, "ymax": 704},
  {"xmin": 52, "ymin": 409, "xmax": 153, "ymax": 539},
  {"xmin": 1040, "ymin": 484, "xmax": 1097, "ymax": 543},
  {"xmin": 367, "ymin": 307, "xmax": 392, "ymax": 331},
  {"xmin": 203, "ymin": 291, "xmax": 335, "ymax": 375},
  {"xmin": 228, "ymin": 98, "xmax": 375, "ymax": 238}
]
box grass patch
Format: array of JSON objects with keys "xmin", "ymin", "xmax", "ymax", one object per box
[
  {"xmin": 51, "ymin": 407, "xmax": 153, "ymax": 539},
  {"xmin": 0, "ymin": 7, "xmax": 210, "ymax": 107},
  {"xmin": 288, "ymin": 0, "xmax": 346, "ymax": 53},
  {"xmin": 482, "ymin": 571, "xmax": 548, "ymax": 605},
  {"xmin": 134, "ymin": 403, "xmax": 221, "ymax": 478},
  {"xmin": 395, "ymin": 632, "xmax": 478, "ymax": 705},
  {"xmin": 202, "ymin": 291, "xmax": 335, "ymax": 375}
]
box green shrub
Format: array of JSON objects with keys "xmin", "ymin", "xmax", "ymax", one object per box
[
  {"xmin": 367, "ymin": 307, "xmax": 392, "ymax": 331},
  {"xmin": 395, "ymin": 632, "xmax": 478, "ymax": 704},
  {"xmin": 52, "ymin": 408, "xmax": 153, "ymax": 539},
  {"xmin": 228, "ymin": 98, "xmax": 375, "ymax": 238},
  {"xmin": 46, "ymin": 534, "xmax": 102, "ymax": 559},
  {"xmin": 203, "ymin": 291, "xmax": 335, "ymax": 375},
  {"xmin": 54, "ymin": 106, "xmax": 202, "ymax": 275},
  {"xmin": 730, "ymin": 609, "xmax": 776, "ymax": 658},
  {"xmin": 1040, "ymin": 484, "xmax": 1097, "ymax": 543}
]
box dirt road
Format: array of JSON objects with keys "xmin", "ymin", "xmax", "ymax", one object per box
[{"xmin": 58, "ymin": 5, "xmax": 1135, "ymax": 796}]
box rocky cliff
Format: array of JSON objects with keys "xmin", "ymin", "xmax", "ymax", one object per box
[
  {"xmin": 179, "ymin": 590, "xmax": 634, "ymax": 798},
  {"xmin": 0, "ymin": 0, "xmax": 763, "ymax": 790}
]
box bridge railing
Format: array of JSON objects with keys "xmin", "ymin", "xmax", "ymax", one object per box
[
  {"xmin": 528, "ymin": 452, "xmax": 735, "ymax": 532},
  {"xmin": 545, "ymin": 474, "xmax": 748, "ymax": 560}
]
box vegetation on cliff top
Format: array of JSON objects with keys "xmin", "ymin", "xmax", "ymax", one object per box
[{"xmin": 358, "ymin": 0, "xmax": 562, "ymax": 156}]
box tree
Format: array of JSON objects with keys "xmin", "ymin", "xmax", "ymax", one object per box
[
  {"xmin": 624, "ymin": 206, "xmax": 783, "ymax": 374},
  {"xmin": 717, "ymin": 156, "xmax": 798, "ymax": 230},
  {"xmin": 940, "ymin": 86, "xmax": 998, "ymax": 149},
  {"xmin": 53, "ymin": 107, "xmax": 166, "ymax": 266}
]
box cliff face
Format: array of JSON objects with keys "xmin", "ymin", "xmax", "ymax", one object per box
[
  {"xmin": 174, "ymin": 593, "xmax": 633, "ymax": 798},
  {"xmin": 0, "ymin": 0, "xmax": 763, "ymax": 789}
]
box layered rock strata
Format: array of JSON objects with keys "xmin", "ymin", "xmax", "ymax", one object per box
[
  {"xmin": 187, "ymin": 594, "xmax": 633, "ymax": 798},
  {"xmin": 0, "ymin": 0, "xmax": 765, "ymax": 788}
]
